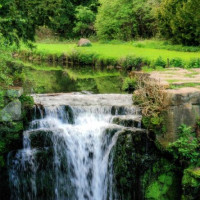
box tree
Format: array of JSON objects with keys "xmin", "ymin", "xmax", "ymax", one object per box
[
  {"xmin": 73, "ymin": 6, "xmax": 96, "ymax": 37},
  {"xmin": 0, "ymin": 0, "xmax": 39, "ymax": 45},
  {"xmin": 95, "ymin": 0, "xmax": 155, "ymax": 40},
  {"xmin": 156, "ymin": 0, "xmax": 200, "ymax": 46}
]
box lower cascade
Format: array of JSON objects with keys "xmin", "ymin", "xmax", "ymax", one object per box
[{"xmin": 8, "ymin": 94, "xmax": 142, "ymax": 200}]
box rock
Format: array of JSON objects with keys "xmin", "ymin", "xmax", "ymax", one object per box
[
  {"xmin": 6, "ymin": 87, "xmax": 23, "ymax": 98},
  {"xmin": 112, "ymin": 115, "xmax": 142, "ymax": 128},
  {"xmin": 157, "ymin": 88, "xmax": 200, "ymax": 145},
  {"xmin": 182, "ymin": 168, "xmax": 200, "ymax": 200},
  {"xmin": 166, "ymin": 87, "xmax": 200, "ymax": 106},
  {"xmin": 112, "ymin": 127, "xmax": 181, "ymax": 200},
  {"xmin": 0, "ymin": 100, "xmax": 22, "ymax": 121},
  {"xmin": 28, "ymin": 130, "xmax": 53, "ymax": 148},
  {"xmin": 77, "ymin": 38, "xmax": 92, "ymax": 47}
]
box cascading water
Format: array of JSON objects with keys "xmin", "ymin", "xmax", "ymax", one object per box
[{"xmin": 8, "ymin": 94, "xmax": 141, "ymax": 200}]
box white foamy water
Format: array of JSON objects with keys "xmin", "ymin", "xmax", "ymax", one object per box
[{"xmin": 8, "ymin": 94, "xmax": 140, "ymax": 200}]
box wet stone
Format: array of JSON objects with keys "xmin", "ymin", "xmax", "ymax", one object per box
[
  {"xmin": 28, "ymin": 130, "xmax": 53, "ymax": 148},
  {"xmin": 112, "ymin": 115, "xmax": 142, "ymax": 128}
]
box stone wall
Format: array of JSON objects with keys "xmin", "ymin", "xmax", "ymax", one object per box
[{"xmin": 157, "ymin": 88, "xmax": 200, "ymax": 145}]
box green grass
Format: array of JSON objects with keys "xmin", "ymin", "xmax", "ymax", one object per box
[
  {"xmin": 170, "ymin": 83, "xmax": 200, "ymax": 89},
  {"xmin": 132, "ymin": 40, "xmax": 200, "ymax": 52},
  {"xmin": 184, "ymin": 70, "xmax": 199, "ymax": 78},
  {"xmin": 32, "ymin": 42, "xmax": 200, "ymax": 62},
  {"xmin": 142, "ymin": 66, "xmax": 166, "ymax": 73},
  {"xmin": 19, "ymin": 40, "xmax": 200, "ymax": 69}
]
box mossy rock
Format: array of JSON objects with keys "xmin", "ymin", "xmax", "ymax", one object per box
[
  {"xmin": 143, "ymin": 158, "xmax": 182, "ymax": 200},
  {"xmin": 112, "ymin": 129, "xmax": 159, "ymax": 200},
  {"xmin": 112, "ymin": 116, "xmax": 141, "ymax": 128},
  {"xmin": 29, "ymin": 130, "xmax": 53, "ymax": 148},
  {"xmin": 0, "ymin": 121, "xmax": 24, "ymax": 200},
  {"xmin": 182, "ymin": 167, "xmax": 200, "ymax": 200},
  {"xmin": 145, "ymin": 173, "xmax": 175, "ymax": 200},
  {"xmin": 0, "ymin": 121, "xmax": 23, "ymax": 157}
]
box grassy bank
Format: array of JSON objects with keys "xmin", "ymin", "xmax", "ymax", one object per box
[{"xmin": 19, "ymin": 40, "xmax": 200, "ymax": 69}]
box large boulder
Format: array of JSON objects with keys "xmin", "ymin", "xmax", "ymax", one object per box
[
  {"xmin": 0, "ymin": 99, "xmax": 22, "ymax": 121},
  {"xmin": 77, "ymin": 38, "xmax": 92, "ymax": 47}
]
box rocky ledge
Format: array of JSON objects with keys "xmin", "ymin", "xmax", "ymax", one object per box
[{"xmin": 158, "ymin": 87, "xmax": 200, "ymax": 145}]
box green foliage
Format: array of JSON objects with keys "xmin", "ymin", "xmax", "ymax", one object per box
[
  {"xmin": 168, "ymin": 124, "xmax": 200, "ymax": 165},
  {"xmin": 182, "ymin": 168, "xmax": 200, "ymax": 199},
  {"xmin": 186, "ymin": 58, "xmax": 200, "ymax": 69},
  {"xmin": 120, "ymin": 55, "xmax": 144, "ymax": 70},
  {"xmin": 145, "ymin": 173, "xmax": 173, "ymax": 200},
  {"xmin": 122, "ymin": 77, "xmax": 136, "ymax": 93},
  {"xmin": 0, "ymin": 122, "xmax": 23, "ymax": 167},
  {"xmin": 73, "ymin": 6, "xmax": 96, "ymax": 37},
  {"xmin": 142, "ymin": 114, "xmax": 165, "ymax": 135},
  {"xmin": 156, "ymin": 0, "xmax": 200, "ymax": 46},
  {"xmin": 153, "ymin": 56, "xmax": 166, "ymax": 67},
  {"xmin": 170, "ymin": 58, "xmax": 184, "ymax": 68},
  {"xmin": 19, "ymin": 95, "xmax": 34, "ymax": 109},
  {"xmin": 0, "ymin": 91, "xmax": 5, "ymax": 109},
  {"xmin": 95, "ymin": 0, "xmax": 155, "ymax": 40},
  {"xmin": 0, "ymin": 1, "xmax": 36, "ymax": 45}
]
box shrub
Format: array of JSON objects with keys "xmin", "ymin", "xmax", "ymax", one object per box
[
  {"xmin": 122, "ymin": 77, "xmax": 137, "ymax": 93},
  {"xmin": 153, "ymin": 56, "xmax": 166, "ymax": 68},
  {"xmin": 156, "ymin": 0, "xmax": 200, "ymax": 46},
  {"xmin": 73, "ymin": 6, "xmax": 96, "ymax": 37},
  {"xmin": 19, "ymin": 95, "xmax": 34, "ymax": 109},
  {"xmin": 186, "ymin": 58, "xmax": 200, "ymax": 68},
  {"xmin": 120, "ymin": 55, "xmax": 143, "ymax": 70},
  {"xmin": 170, "ymin": 58, "xmax": 184, "ymax": 68},
  {"xmin": 168, "ymin": 124, "xmax": 200, "ymax": 166},
  {"xmin": 0, "ymin": 91, "xmax": 5, "ymax": 109},
  {"xmin": 133, "ymin": 75, "xmax": 168, "ymax": 134}
]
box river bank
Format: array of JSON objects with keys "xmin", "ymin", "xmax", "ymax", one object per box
[{"xmin": 17, "ymin": 40, "xmax": 200, "ymax": 69}]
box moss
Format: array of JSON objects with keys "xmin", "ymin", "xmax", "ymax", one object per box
[
  {"xmin": 145, "ymin": 173, "xmax": 175, "ymax": 200},
  {"xmin": 182, "ymin": 167, "xmax": 200, "ymax": 199},
  {"xmin": 19, "ymin": 94, "xmax": 34, "ymax": 109},
  {"xmin": 142, "ymin": 158, "xmax": 182, "ymax": 200},
  {"xmin": 0, "ymin": 121, "xmax": 24, "ymax": 200},
  {"xmin": 0, "ymin": 121, "xmax": 23, "ymax": 167},
  {"xmin": 112, "ymin": 129, "xmax": 181, "ymax": 200},
  {"xmin": 122, "ymin": 77, "xmax": 136, "ymax": 93}
]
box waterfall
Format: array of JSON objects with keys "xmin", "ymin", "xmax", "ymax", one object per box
[{"xmin": 8, "ymin": 94, "xmax": 140, "ymax": 200}]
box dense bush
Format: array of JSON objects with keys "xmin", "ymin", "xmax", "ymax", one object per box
[
  {"xmin": 95, "ymin": 0, "xmax": 155, "ymax": 40},
  {"xmin": 122, "ymin": 77, "xmax": 137, "ymax": 93},
  {"xmin": 186, "ymin": 58, "xmax": 200, "ymax": 69},
  {"xmin": 170, "ymin": 58, "xmax": 184, "ymax": 68},
  {"xmin": 153, "ymin": 56, "xmax": 166, "ymax": 68},
  {"xmin": 73, "ymin": 6, "xmax": 96, "ymax": 37},
  {"xmin": 156, "ymin": 0, "xmax": 200, "ymax": 46},
  {"xmin": 168, "ymin": 124, "xmax": 200, "ymax": 166},
  {"xmin": 120, "ymin": 55, "xmax": 144, "ymax": 70}
]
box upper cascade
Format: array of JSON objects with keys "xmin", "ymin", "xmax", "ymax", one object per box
[{"xmin": 32, "ymin": 93, "xmax": 135, "ymax": 107}]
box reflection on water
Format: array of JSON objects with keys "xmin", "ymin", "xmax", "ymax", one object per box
[{"xmin": 22, "ymin": 62, "xmax": 125, "ymax": 94}]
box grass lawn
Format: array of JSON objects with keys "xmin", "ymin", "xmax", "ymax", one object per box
[{"xmin": 32, "ymin": 42, "xmax": 200, "ymax": 63}]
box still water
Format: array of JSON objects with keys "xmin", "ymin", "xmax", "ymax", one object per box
[{"xmin": 22, "ymin": 62, "xmax": 125, "ymax": 94}]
